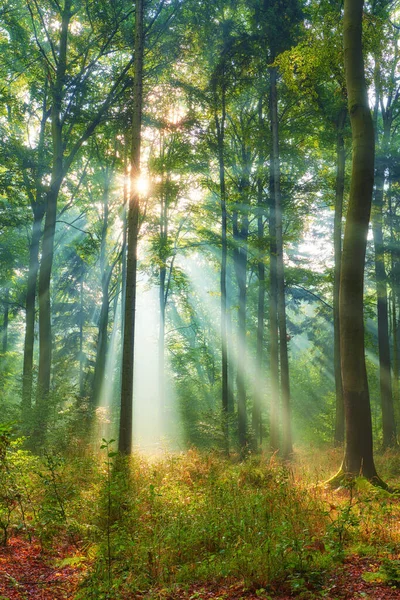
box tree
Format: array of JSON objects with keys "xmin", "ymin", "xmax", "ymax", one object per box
[
  {"xmin": 334, "ymin": 0, "xmax": 383, "ymax": 483},
  {"xmin": 119, "ymin": 0, "xmax": 145, "ymax": 455}
]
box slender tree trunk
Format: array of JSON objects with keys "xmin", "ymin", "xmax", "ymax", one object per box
[
  {"xmin": 119, "ymin": 0, "xmax": 144, "ymax": 455},
  {"xmin": 233, "ymin": 203, "xmax": 249, "ymax": 451},
  {"xmin": 159, "ymin": 173, "xmax": 167, "ymax": 418},
  {"xmin": 215, "ymin": 88, "xmax": 229, "ymax": 450},
  {"xmin": 93, "ymin": 287, "xmax": 110, "ymax": 406},
  {"xmin": 372, "ymin": 134, "xmax": 397, "ymax": 447},
  {"xmin": 2, "ymin": 288, "xmax": 9, "ymax": 354},
  {"xmin": 333, "ymin": 109, "xmax": 346, "ymax": 446},
  {"xmin": 79, "ymin": 277, "xmax": 84, "ymax": 398},
  {"xmin": 36, "ymin": 186, "xmax": 60, "ymax": 402},
  {"xmin": 254, "ymin": 174, "xmax": 265, "ymax": 447},
  {"xmin": 22, "ymin": 87, "xmax": 48, "ymax": 418},
  {"xmin": 339, "ymin": 0, "xmax": 380, "ymax": 481},
  {"xmin": 270, "ymin": 66, "xmax": 292, "ymax": 459},
  {"xmin": 36, "ymin": 1, "xmax": 71, "ymax": 438},
  {"xmin": 254, "ymin": 98, "xmax": 265, "ymax": 447},
  {"xmin": 388, "ymin": 181, "xmax": 400, "ymax": 416},
  {"xmin": 393, "ymin": 294, "xmax": 399, "ymax": 409},
  {"xmin": 371, "ymin": 99, "xmax": 397, "ymax": 448},
  {"xmin": 22, "ymin": 212, "xmax": 43, "ymax": 416},
  {"xmin": 120, "ymin": 140, "xmax": 128, "ymax": 345},
  {"xmin": 235, "ymin": 244, "xmax": 248, "ymax": 450},
  {"xmin": 269, "ymin": 157, "xmax": 279, "ymax": 452},
  {"xmin": 93, "ymin": 177, "xmax": 111, "ymax": 408},
  {"xmin": 159, "ymin": 263, "xmax": 166, "ymax": 416}
]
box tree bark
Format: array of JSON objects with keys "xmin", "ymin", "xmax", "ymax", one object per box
[
  {"xmin": 79, "ymin": 277, "xmax": 84, "ymax": 398},
  {"xmin": 2, "ymin": 288, "xmax": 9, "ymax": 354},
  {"xmin": 22, "ymin": 85, "xmax": 48, "ymax": 418},
  {"xmin": 389, "ymin": 187, "xmax": 400, "ymax": 415},
  {"xmin": 158, "ymin": 168, "xmax": 167, "ymax": 420},
  {"xmin": 22, "ymin": 211, "xmax": 43, "ymax": 416},
  {"xmin": 270, "ymin": 66, "xmax": 292, "ymax": 459},
  {"xmin": 215, "ymin": 86, "xmax": 229, "ymax": 450},
  {"xmin": 119, "ymin": 0, "xmax": 144, "ymax": 455},
  {"xmin": 371, "ymin": 94, "xmax": 397, "ymax": 447},
  {"xmin": 36, "ymin": 0, "xmax": 71, "ymax": 438},
  {"xmin": 269, "ymin": 149, "xmax": 279, "ymax": 453},
  {"xmin": 233, "ymin": 204, "xmax": 249, "ymax": 451},
  {"xmin": 339, "ymin": 0, "xmax": 380, "ymax": 482},
  {"xmin": 372, "ymin": 150, "xmax": 397, "ymax": 448},
  {"xmin": 253, "ymin": 97, "xmax": 265, "ymax": 448},
  {"xmin": 333, "ymin": 109, "xmax": 346, "ymax": 446},
  {"xmin": 93, "ymin": 175, "xmax": 112, "ymax": 408},
  {"xmin": 254, "ymin": 177, "xmax": 265, "ymax": 447}
]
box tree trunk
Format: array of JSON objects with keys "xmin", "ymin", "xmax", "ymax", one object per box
[
  {"xmin": 159, "ymin": 172, "xmax": 167, "ymax": 419},
  {"xmin": 333, "ymin": 109, "xmax": 346, "ymax": 446},
  {"xmin": 254, "ymin": 175, "xmax": 265, "ymax": 447},
  {"xmin": 35, "ymin": 1, "xmax": 71, "ymax": 439},
  {"xmin": 372, "ymin": 146, "xmax": 397, "ymax": 448},
  {"xmin": 22, "ymin": 212, "xmax": 43, "ymax": 417},
  {"xmin": 388, "ymin": 179, "xmax": 400, "ymax": 417},
  {"xmin": 215, "ymin": 89, "xmax": 229, "ymax": 450},
  {"xmin": 93, "ymin": 176, "xmax": 111, "ymax": 408},
  {"xmin": 2, "ymin": 288, "xmax": 9, "ymax": 354},
  {"xmin": 79, "ymin": 277, "xmax": 84, "ymax": 398},
  {"xmin": 119, "ymin": 0, "xmax": 144, "ymax": 455},
  {"xmin": 269, "ymin": 154, "xmax": 279, "ymax": 453},
  {"xmin": 233, "ymin": 207, "xmax": 249, "ymax": 451},
  {"xmin": 371, "ymin": 101, "xmax": 397, "ymax": 448},
  {"xmin": 253, "ymin": 97, "xmax": 265, "ymax": 448},
  {"xmin": 270, "ymin": 66, "xmax": 292, "ymax": 459},
  {"xmin": 339, "ymin": 0, "xmax": 381, "ymax": 482}
]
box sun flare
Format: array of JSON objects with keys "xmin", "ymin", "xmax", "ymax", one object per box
[{"xmin": 135, "ymin": 173, "xmax": 150, "ymax": 196}]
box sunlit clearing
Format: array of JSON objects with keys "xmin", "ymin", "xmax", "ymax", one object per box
[{"xmin": 135, "ymin": 173, "xmax": 150, "ymax": 196}]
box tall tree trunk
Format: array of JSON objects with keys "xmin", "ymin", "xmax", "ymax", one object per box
[
  {"xmin": 372, "ymin": 121, "xmax": 397, "ymax": 448},
  {"xmin": 338, "ymin": 0, "xmax": 381, "ymax": 482},
  {"xmin": 333, "ymin": 109, "xmax": 346, "ymax": 446},
  {"xmin": 79, "ymin": 277, "xmax": 84, "ymax": 398},
  {"xmin": 270, "ymin": 66, "xmax": 292, "ymax": 459},
  {"xmin": 159, "ymin": 263, "xmax": 166, "ymax": 416},
  {"xmin": 269, "ymin": 155, "xmax": 279, "ymax": 452},
  {"xmin": 93, "ymin": 176, "xmax": 111, "ymax": 408},
  {"xmin": 36, "ymin": 1, "xmax": 71, "ymax": 438},
  {"xmin": 22, "ymin": 86, "xmax": 48, "ymax": 419},
  {"xmin": 159, "ymin": 172, "xmax": 167, "ymax": 420},
  {"xmin": 22, "ymin": 212, "xmax": 43, "ymax": 417},
  {"xmin": 119, "ymin": 0, "xmax": 144, "ymax": 455},
  {"xmin": 93, "ymin": 284, "xmax": 110, "ymax": 407},
  {"xmin": 389, "ymin": 187, "xmax": 400, "ymax": 415},
  {"xmin": 254, "ymin": 173, "xmax": 265, "ymax": 447},
  {"xmin": 2, "ymin": 288, "xmax": 9, "ymax": 354},
  {"xmin": 233, "ymin": 207, "xmax": 249, "ymax": 451},
  {"xmin": 254, "ymin": 97, "xmax": 266, "ymax": 447},
  {"xmin": 215, "ymin": 86, "xmax": 229, "ymax": 450}
]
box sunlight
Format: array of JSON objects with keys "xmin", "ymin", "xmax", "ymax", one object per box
[{"xmin": 135, "ymin": 173, "xmax": 150, "ymax": 197}]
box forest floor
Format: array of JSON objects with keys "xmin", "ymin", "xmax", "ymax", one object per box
[
  {"xmin": 0, "ymin": 537, "xmax": 400, "ymax": 600},
  {"xmin": 0, "ymin": 537, "xmax": 84, "ymax": 599}
]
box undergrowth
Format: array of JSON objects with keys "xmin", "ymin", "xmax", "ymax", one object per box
[{"xmin": 1, "ymin": 429, "xmax": 400, "ymax": 599}]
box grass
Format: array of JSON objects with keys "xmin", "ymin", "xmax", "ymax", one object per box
[{"xmin": 2, "ymin": 439, "xmax": 400, "ymax": 599}]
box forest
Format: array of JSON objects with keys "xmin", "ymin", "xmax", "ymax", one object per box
[{"xmin": 1, "ymin": 0, "xmax": 400, "ymax": 598}]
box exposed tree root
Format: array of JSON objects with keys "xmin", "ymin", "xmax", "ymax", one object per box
[{"xmin": 323, "ymin": 469, "xmax": 393, "ymax": 492}]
